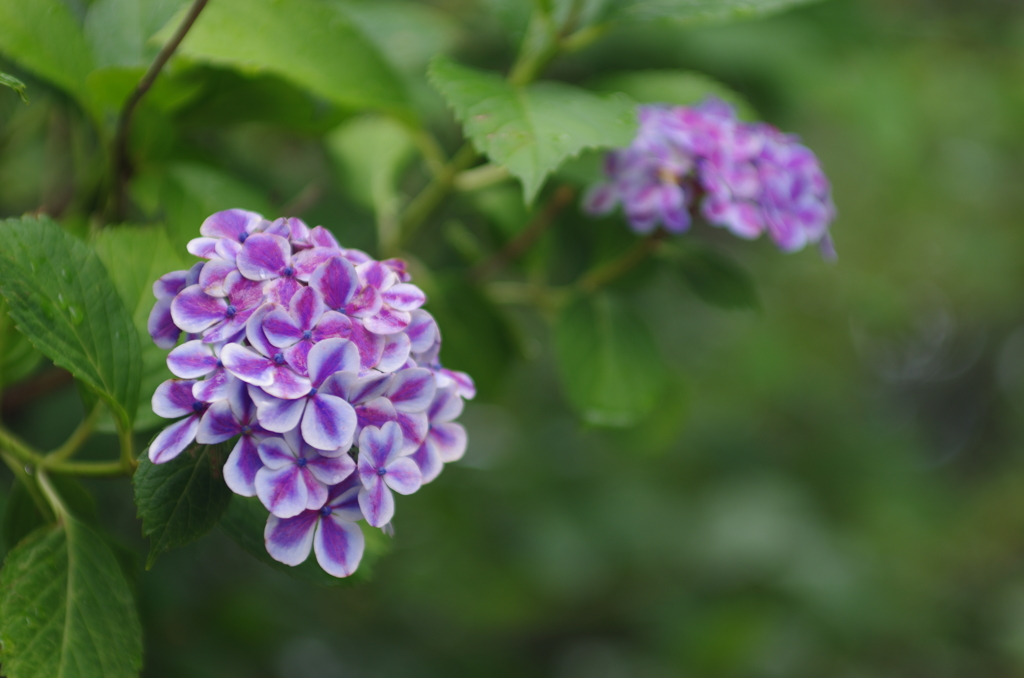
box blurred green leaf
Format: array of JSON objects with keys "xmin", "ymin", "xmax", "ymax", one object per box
[
  {"xmin": 1, "ymin": 477, "xmax": 100, "ymax": 552},
  {"xmin": 158, "ymin": 162, "xmax": 273, "ymax": 252},
  {"xmin": 219, "ymin": 495, "xmax": 389, "ymax": 587},
  {"xmin": 0, "ymin": 297, "xmax": 43, "ymax": 391},
  {"xmin": 0, "ymin": 0, "xmax": 94, "ymax": 104},
  {"xmin": 94, "ymin": 225, "xmax": 189, "ymax": 431},
  {"xmin": 337, "ymin": 0, "xmax": 460, "ymax": 76},
  {"xmin": 665, "ymin": 245, "xmax": 760, "ymax": 310},
  {"xmin": 555, "ymin": 293, "xmax": 667, "ymax": 426},
  {"xmin": 327, "ymin": 115, "xmax": 415, "ymax": 219},
  {"xmin": 0, "ymin": 71, "xmax": 28, "ymax": 103},
  {"xmin": 0, "ymin": 216, "xmax": 142, "ymax": 432},
  {"xmin": 611, "ymin": 0, "xmax": 822, "ymax": 25},
  {"xmin": 429, "ymin": 56, "xmax": 637, "ymax": 203},
  {"xmin": 84, "ymin": 0, "xmax": 187, "ymax": 69},
  {"xmin": 0, "ymin": 517, "xmax": 142, "ymax": 678},
  {"xmin": 133, "ymin": 443, "xmax": 233, "ymax": 569},
  {"xmin": 158, "ymin": 0, "xmax": 409, "ymax": 115},
  {"xmin": 591, "ymin": 69, "xmax": 756, "ymax": 118}
]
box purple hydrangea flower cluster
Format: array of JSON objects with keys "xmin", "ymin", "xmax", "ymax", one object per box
[
  {"xmin": 146, "ymin": 209, "xmax": 474, "ymax": 577},
  {"xmin": 584, "ymin": 100, "xmax": 837, "ymax": 256}
]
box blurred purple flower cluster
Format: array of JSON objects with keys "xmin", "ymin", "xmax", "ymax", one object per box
[
  {"xmin": 584, "ymin": 100, "xmax": 837, "ymax": 256},
  {"xmin": 146, "ymin": 209, "xmax": 474, "ymax": 577}
]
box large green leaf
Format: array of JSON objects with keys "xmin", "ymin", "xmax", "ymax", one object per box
[
  {"xmin": 0, "ymin": 0, "xmax": 94, "ymax": 104},
  {"xmin": 429, "ymin": 57, "xmax": 637, "ymax": 203},
  {"xmin": 554, "ymin": 293, "xmax": 667, "ymax": 426},
  {"xmin": 84, "ymin": 0, "xmax": 187, "ymax": 69},
  {"xmin": 133, "ymin": 443, "xmax": 232, "ymax": 568},
  {"xmin": 0, "ymin": 297, "xmax": 43, "ymax": 391},
  {"xmin": 662, "ymin": 244, "xmax": 760, "ymax": 310},
  {"xmin": 219, "ymin": 495, "xmax": 389, "ymax": 587},
  {"xmin": 336, "ymin": 0, "xmax": 460, "ymax": 77},
  {"xmin": 0, "ymin": 518, "xmax": 143, "ymax": 678},
  {"xmin": 1, "ymin": 477, "xmax": 100, "ymax": 552},
  {"xmin": 94, "ymin": 225, "xmax": 190, "ymax": 431},
  {"xmin": 610, "ymin": 0, "xmax": 822, "ymax": 25},
  {"xmin": 0, "ymin": 217, "xmax": 142, "ymax": 431},
  {"xmin": 157, "ymin": 0, "xmax": 409, "ymax": 115},
  {"xmin": 591, "ymin": 70, "xmax": 756, "ymax": 118}
]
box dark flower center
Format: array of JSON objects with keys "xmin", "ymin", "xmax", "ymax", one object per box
[
  {"xmin": 225, "ymin": 304, "xmax": 237, "ymax": 318},
  {"xmin": 376, "ymin": 467, "xmax": 387, "ymax": 476},
  {"xmin": 302, "ymin": 330, "xmax": 313, "ymax": 340},
  {"xmin": 238, "ymin": 232, "xmax": 249, "ymax": 243},
  {"xmin": 216, "ymin": 359, "xmax": 223, "ymax": 368},
  {"xmin": 191, "ymin": 401, "xmax": 205, "ymax": 413},
  {"xmin": 240, "ymin": 425, "xmax": 252, "ymax": 436},
  {"xmin": 273, "ymin": 352, "xmax": 285, "ymax": 365},
  {"xmin": 283, "ymin": 266, "xmax": 295, "ymax": 277},
  {"xmin": 308, "ymin": 387, "xmax": 317, "ymax": 396},
  {"xmin": 296, "ymin": 457, "xmax": 308, "ymax": 468},
  {"xmin": 319, "ymin": 505, "xmax": 332, "ymax": 517}
]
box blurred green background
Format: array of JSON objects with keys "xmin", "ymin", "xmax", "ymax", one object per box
[{"xmin": 4, "ymin": 0, "xmax": 1024, "ymax": 675}]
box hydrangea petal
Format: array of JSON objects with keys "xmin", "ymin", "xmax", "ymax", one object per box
[
  {"xmin": 307, "ymin": 338, "xmax": 360, "ymax": 387},
  {"xmin": 167, "ymin": 340, "xmax": 218, "ymax": 379},
  {"xmin": 198, "ymin": 259, "xmax": 237, "ymax": 297},
  {"xmin": 383, "ymin": 456, "xmax": 422, "ymax": 495},
  {"xmin": 313, "ymin": 513, "xmax": 364, "ymax": 577},
  {"xmin": 224, "ymin": 435, "xmax": 262, "ymax": 496},
  {"xmin": 152, "ymin": 379, "xmax": 198, "ymax": 418},
  {"xmin": 149, "ymin": 416, "xmax": 200, "ymax": 464},
  {"xmin": 309, "ymin": 256, "xmax": 359, "ymax": 311},
  {"xmin": 301, "ymin": 394, "xmax": 356, "ymax": 452},
  {"xmin": 362, "ymin": 307, "xmax": 411, "ymax": 335},
  {"xmin": 255, "ymin": 395, "xmax": 306, "ymax": 433},
  {"xmin": 147, "ymin": 297, "xmax": 180, "ymax": 349},
  {"xmin": 429, "ymin": 422, "xmax": 468, "ymax": 463},
  {"xmin": 381, "ymin": 283, "xmax": 426, "ymax": 312},
  {"xmin": 262, "ymin": 307, "xmax": 303, "ymax": 348},
  {"xmin": 263, "ymin": 366, "xmax": 312, "ymax": 400},
  {"xmin": 386, "ymin": 368, "xmax": 436, "ymax": 413},
  {"xmin": 405, "ymin": 310, "xmax": 438, "ymax": 354},
  {"xmin": 257, "ymin": 436, "xmax": 297, "ymax": 469},
  {"xmin": 411, "ymin": 442, "xmax": 443, "ymax": 484},
  {"xmin": 349, "ymin": 322, "xmax": 385, "ymax": 370},
  {"xmin": 171, "ymin": 285, "xmax": 227, "ymax": 333},
  {"xmin": 200, "ymin": 208, "xmax": 265, "ymax": 241},
  {"xmin": 378, "ymin": 332, "xmax": 411, "ymax": 373},
  {"xmin": 192, "ymin": 369, "xmax": 235, "ymax": 403},
  {"xmin": 237, "ymin": 233, "xmax": 290, "ymax": 281},
  {"xmin": 256, "ymin": 465, "xmax": 307, "ymax": 518},
  {"xmin": 304, "ymin": 451, "xmax": 355, "ymax": 485},
  {"xmin": 221, "ymin": 344, "xmax": 275, "ymax": 387},
  {"xmin": 264, "ymin": 510, "xmax": 318, "ymax": 566},
  {"xmin": 196, "ymin": 400, "xmax": 241, "ymax": 444},
  {"xmin": 357, "ymin": 478, "xmax": 394, "ymax": 528}
]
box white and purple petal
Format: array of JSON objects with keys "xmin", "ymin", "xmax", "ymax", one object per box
[
  {"xmin": 149, "ymin": 415, "xmax": 200, "ymax": 464},
  {"xmin": 255, "ymin": 465, "xmax": 308, "ymax": 518},
  {"xmin": 224, "ymin": 435, "xmax": 263, "ymax": 496},
  {"xmin": 313, "ymin": 513, "xmax": 364, "ymax": 577},
  {"xmin": 264, "ymin": 510, "xmax": 318, "ymax": 566}
]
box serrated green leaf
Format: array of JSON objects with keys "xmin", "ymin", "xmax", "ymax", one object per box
[
  {"xmin": 429, "ymin": 57, "xmax": 637, "ymax": 203},
  {"xmin": 0, "ymin": 297, "xmax": 43, "ymax": 390},
  {"xmin": 0, "ymin": 216, "xmax": 142, "ymax": 431},
  {"xmin": 133, "ymin": 443, "xmax": 233, "ymax": 568},
  {"xmin": 157, "ymin": 0, "xmax": 409, "ymax": 115},
  {"xmin": 219, "ymin": 494, "xmax": 389, "ymax": 587},
  {"xmin": 0, "ymin": 0, "xmax": 94, "ymax": 104},
  {"xmin": 0, "ymin": 517, "xmax": 143, "ymax": 678},
  {"xmin": 555, "ymin": 293, "xmax": 667, "ymax": 426},
  {"xmin": 0, "ymin": 71, "xmax": 28, "ymax": 103},
  {"xmin": 611, "ymin": 0, "xmax": 822, "ymax": 25},
  {"xmin": 591, "ymin": 69, "xmax": 756, "ymax": 119},
  {"xmin": 667, "ymin": 245, "xmax": 760, "ymax": 310},
  {"xmin": 94, "ymin": 225, "xmax": 190, "ymax": 431},
  {"xmin": 327, "ymin": 115, "xmax": 416, "ymax": 218}
]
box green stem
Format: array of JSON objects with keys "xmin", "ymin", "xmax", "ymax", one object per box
[
  {"xmin": 394, "ymin": 143, "xmax": 478, "ymax": 255},
  {"xmin": 0, "ymin": 424, "xmax": 42, "ymax": 466},
  {"xmin": 47, "ymin": 405, "xmax": 100, "ymax": 463},
  {"xmin": 576, "ymin": 231, "xmax": 667, "ymax": 294},
  {"xmin": 46, "ymin": 459, "xmax": 129, "ymax": 477},
  {"xmin": 36, "ymin": 469, "xmax": 67, "ymax": 520},
  {"xmin": 118, "ymin": 426, "xmax": 137, "ymax": 473},
  {"xmin": 0, "ymin": 450, "xmax": 53, "ymax": 521},
  {"xmin": 508, "ymin": 8, "xmax": 560, "ymax": 86}
]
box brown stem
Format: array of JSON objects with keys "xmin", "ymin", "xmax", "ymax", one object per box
[
  {"xmin": 576, "ymin": 230, "xmax": 667, "ymax": 294},
  {"xmin": 108, "ymin": 0, "xmax": 209, "ymax": 221},
  {"xmin": 470, "ymin": 185, "xmax": 576, "ymax": 282}
]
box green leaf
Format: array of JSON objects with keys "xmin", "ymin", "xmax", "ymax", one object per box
[
  {"xmin": 0, "ymin": 216, "xmax": 143, "ymax": 431},
  {"xmin": 158, "ymin": 162, "xmax": 274, "ymax": 252},
  {"xmin": 429, "ymin": 57, "xmax": 637, "ymax": 203},
  {"xmin": 336, "ymin": 0, "xmax": 460, "ymax": 76},
  {"xmin": 591, "ymin": 70, "xmax": 756, "ymax": 119},
  {"xmin": 84, "ymin": 0, "xmax": 187, "ymax": 69},
  {"xmin": 0, "ymin": 297, "xmax": 43, "ymax": 390},
  {"xmin": 94, "ymin": 225, "xmax": 190, "ymax": 431},
  {"xmin": 327, "ymin": 115, "xmax": 416, "ymax": 219},
  {"xmin": 0, "ymin": 71, "xmax": 28, "ymax": 103},
  {"xmin": 666, "ymin": 245, "xmax": 760, "ymax": 310},
  {"xmin": 133, "ymin": 442, "xmax": 233, "ymax": 568},
  {"xmin": 1, "ymin": 477, "xmax": 100, "ymax": 552},
  {"xmin": 0, "ymin": 0, "xmax": 94, "ymax": 104},
  {"xmin": 554, "ymin": 293, "xmax": 667, "ymax": 426},
  {"xmin": 611, "ymin": 0, "xmax": 822, "ymax": 25},
  {"xmin": 219, "ymin": 495, "xmax": 389, "ymax": 587},
  {"xmin": 0, "ymin": 518, "xmax": 143, "ymax": 678},
  {"xmin": 157, "ymin": 0, "xmax": 409, "ymax": 115}
]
